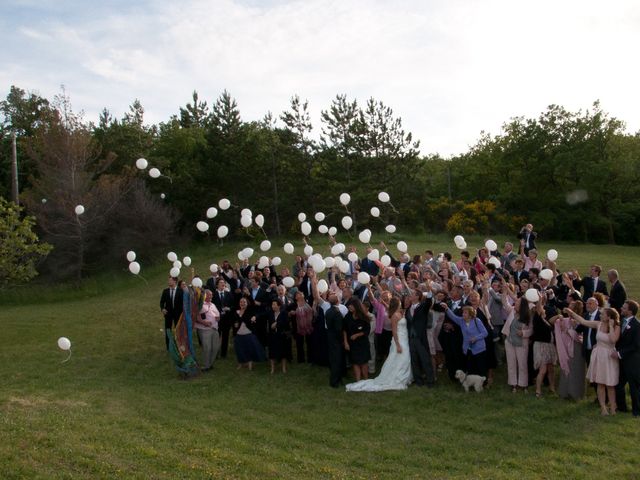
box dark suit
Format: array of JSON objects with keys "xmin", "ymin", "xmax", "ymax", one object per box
[
  {"xmin": 160, "ymin": 287, "xmax": 183, "ymax": 349},
  {"xmin": 325, "ymin": 305, "xmax": 345, "ymax": 388},
  {"xmin": 615, "ymin": 317, "xmax": 640, "ymax": 415},
  {"xmin": 359, "ymin": 258, "xmax": 380, "ymax": 277},
  {"xmin": 438, "ymin": 299, "xmax": 464, "ymax": 381},
  {"xmin": 406, "ymin": 297, "xmax": 435, "ymax": 386},
  {"xmin": 517, "ymin": 230, "xmax": 537, "ymax": 254},
  {"xmin": 213, "ymin": 289, "xmax": 234, "ymax": 358},
  {"xmin": 580, "ymin": 277, "xmax": 609, "ymax": 301},
  {"xmin": 609, "ymin": 281, "xmax": 627, "ymax": 313},
  {"xmin": 297, "ymin": 276, "xmax": 314, "ymax": 304},
  {"xmin": 577, "ymin": 309, "xmax": 600, "ymax": 365},
  {"xmin": 512, "ymin": 270, "xmax": 529, "ymax": 285},
  {"xmin": 250, "ymin": 286, "xmax": 272, "ymax": 346}
]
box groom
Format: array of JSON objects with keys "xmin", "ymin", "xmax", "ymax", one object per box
[
  {"xmin": 406, "ymin": 288, "xmax": 435, "ymax": 387},
  {"xmin": 325, "ymin": 293, "xmax": 345, "ymax": 388}
]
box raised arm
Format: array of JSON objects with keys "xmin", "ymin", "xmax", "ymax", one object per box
[{"xmin": 563, "ymin": 307, "xmax": 599, "ymax": 329}]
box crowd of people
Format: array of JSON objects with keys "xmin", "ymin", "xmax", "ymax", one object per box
[{"xmin": 159, "ymin": 224, "xmax": 640, "ymax": 417}]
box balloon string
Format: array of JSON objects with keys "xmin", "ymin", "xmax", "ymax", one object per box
[
  {"xmin": 162, "ymin": 175, "xmax": 173, "ymax": 184},
  {"xmin": 245, "ymin": 228, "xmax": 254, "ymax": 238},
  {"xmin": 62, "ymin": 349, "xmax": 72, "ymax": 363},
  {"xmin": 260, "ymin": 228, "xmax": 268, "ymax": 239},
  {"xmin": 389, "ymin": 202, "xmax": 399, "ymax": 214},
  {"xmin": 138, "ymin": 274, "xmax": 149, "ymax": 286},
  {"xmin": 343, "ymin": 205, "xmax": 351, "ymax": 215}
]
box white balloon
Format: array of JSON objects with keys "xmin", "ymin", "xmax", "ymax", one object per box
[
  {"xmin": 301, "ymin": 221, "xmax": 312, "ymax": 236},
  {"xmin": 160, "ymin": 193, "xmax": 166, "ymax": 199},
  {"xmin": 135, "ymin": 158, "xmax": 148, "ymax": 170},
  {"xmin": 304, "ymin": 245, "xmax": 313, "ymax": 256},
  {"xmin": 485, "ymin": 240, "xmax": 498, "ymax": 251},
  {"xmin": 457, "ymin": 241, "xmax": 467, "ymax": 250},
  {"xmin": 487, "ymin": 257, "xmax": 501, "ymax": 268},
  {"xmin": 298, "ymin": 212, "xmax": 306, "ymax": 222},
  {"xmin": 217, "ymin": 225, "xmax": 229, "ymax": 238},
  {"xmin": 126, "ymin": 251, "xmax": 136, "ymax": 262},
  {"xmin": 357, "ymin": 272, "xmax": 371, "ymax": 285},
  {"xmin": 314, "ymin": 212, "xmax": 325, "ymax": 222},
  {"xmin": 167, "ymin": 252, "xmax": 178, "ymax": 262},
  {"xmin": 348, "ymin": 252, "xmax": 358, "ymax": 262},
  {"xmin": 367, "ymin": 249, "xmax": 380, "ymax": 261},
  {"xmin": 370, "ymin": 207, "xmax": 380, "ymax": 217},
  {"xmin": 271, "ymin": 256, "xmax": 282, "ymax": 266},
  {"xmin": 378, "ymin": 192, "xmax": 390, "ymax": 202},
  {"xmin": 324, "ymin": 257, "xmax": 335, "ymax": 268},
  {"xmin": 358, "ymin": 231, "xmax": 371, "ymax": 244},
  {"xmin": 173, "ymin": 260, "xmax": 182, "ymax": 269},
  {"xmin": 192, "ymin": 277, "xmax": 203, "ymax": 288},
  {"xmin": 242, "ymin": 247, "xmax": 254, "ymax": 259},
  {"xmin": 74, "ymin": 205, "xmax": 85, "ymax": 215},
  {"xmin": 284, "ymin": 243, "xmax": 294, "ymax": 254},
  {"xmin": 240, "ymin": 215, "xmax": 252, "ymax": 228},
  {"xmin": 547, "ymin": 249, "xmax": 559, "ymax": 261},
  {"xmin": 128, "ymin": 261, "xmax": 140, "ymax": 275},
  {"xmin": 282, "ymin": 276, "xmax": 295, "ymax": 288},
  {"xmin": 241, "ymin": 208, "xmax": 252, "ymax": 217},
  {"xmin": 317, "ymin": 279, "xmax": 329, "ymax": 294},
  {"xmin": 341, "ymin": 216, "xmax": 353, "ymax": 230},
  {"xmin": 328, "ymin": 226, "xmax": 337, "ymax": 236},
  {"xmin": 340, "ymin": 193, "xmax": 351, "ymax": 206},
  {"xmin": 41, "ymin": 198, "xmax": 47, "ymax": 204},
  {"xmin": 196, "ymin": 221, "xmax": 209, "ymax": 232},
  {"xmin": 149, "ymin": 168, "xmax": 161, "ymax": 179},
  {"xmin": 314, "ymin": 259, "xmax": 326, "ymax": 273},
  {"xmin": 57, "ymin": 337, "xmax": 71, "ymax": 351},
  {"xmin": 219, "ymin": 198, "xmax": 231, "ymax": 210},
  {"xmin": 525, "ymin": 288, "xmax": 540, "ymax": 303},
  {"xmin": 210, "ymin": 263, "xmax": 219, "ymax": 273},
  {"xmin": 260, "ymin": 240, "xmax": 271, "ymax": 252},
  {"xmin": 170, "ymin": 267, "xmax": 180, "ymax": 278},
  {"xmin": 338, "ymin": 260, "xmax": 350, "ymax": 273},
  {"xmin": 397, "ymin": 241, "xmax": 408, "ymax": 253},
  {"xmin": 385, "ymin": 224, "xmax": 396, "ymax": 234},
  {"xmin": 539, "ymin": 269, "xmax": 554, "ymax": 281},
  {"xmin": 380, "ymin": 255, "xmax": 391, "ymax": 267},
  {"xmin": 255, "ymin": 214, "xmax": 264, "ymax": 227},
  {"xmin": 237, "ymin": 251, "xmax": 245, "ymax": 261},
  {"xmin": 454, "ymin": 235, "xmax": 465, "ymax": 245},
  {"xmin": 183, "ymin": 256, "xmax": 192, "ymax": 267},
  {"xmin": 258, "ymin": 256, "xmax": 269, "ymax": 269},
  {"xmin": 206, "ymin": 207, "xmax": 218, "ymax": 219},
  {"xmin": 318, "ymin": 225, "xmax": 328, "ymax": 234}
]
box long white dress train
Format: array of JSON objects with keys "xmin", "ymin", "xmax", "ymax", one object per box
[{"xmin": 346, "ymin": 317, "xmax": 412, "ymax": 392}]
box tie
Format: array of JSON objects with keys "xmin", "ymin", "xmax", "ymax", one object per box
[{"xmin": 170, "ymin": 288, "xmax": 175, "ymax": 307}]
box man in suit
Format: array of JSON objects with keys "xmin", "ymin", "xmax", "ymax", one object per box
[
  {"xmin": 324, "ymin": 292, "xmax": 345, "ymax": 388},
  {"xmin": 517, "ymin": 223, "xmax": 537, "ymax": 255},
  {"xmin": 212, "ymin": 278, "xmax": 234, "ymax": 359},
  {"xmin": 512, "ymin": 258, "xmax": 529, "ymax": 285},
  {"xmin": 578, "ymin": 297, "xmax": 600, "ymax": 366},
  {"xmin": 579, "ymin": 265, "xmax": 609, "ymax": 300},
  {"xmin": 501, "ymin": 242, "xmax": 518, "ymax": 273},
  {"xmin": 615, "ymin": 301, "xmax": 640, "ymax": 416},
  {"xmin": 359, "ymin": 247, "xmax": 380, "ymax": 277},
  {"xmin": 160, "ymin": 276, "xmax": 183, "ymax": 350},
  {"xmin": 406, "ymin": 288, "xmax": 435, "ymax": 386},
  {"xmin": 438, "ymin": 285, "xmax": 464, "ymax": 381},
  {"xmin": 607, "ymin": 269, "xmax": 627, "ymax": 313},
  {"xmin": 296, "ymin": 266, "xmax": 315, "ymax": 304}
]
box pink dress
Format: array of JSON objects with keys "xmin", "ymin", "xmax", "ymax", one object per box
[{"xmin": 586, "ymin": 326, "xmax": 619, "ymax": 387}]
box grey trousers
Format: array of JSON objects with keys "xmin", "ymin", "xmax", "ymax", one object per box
[{"xmin": 197, "ymin": 329, "xmax": 220, "ymax": 369}]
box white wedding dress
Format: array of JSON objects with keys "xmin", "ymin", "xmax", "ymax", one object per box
[{"xmin": 346, "ymin": 317, "xmax": 413, "ymax": 392}]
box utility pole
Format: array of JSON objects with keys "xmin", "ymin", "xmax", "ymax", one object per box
[{"xmin": 11, "ymin": 131, "xmax": 19, "ymax": 204}]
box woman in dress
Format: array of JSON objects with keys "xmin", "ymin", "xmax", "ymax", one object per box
[
  {"xmin": 469, "ymin": 288, "xmax": 496, "ymax": 386},
  {"xmin": 549, "ymin": 298, "xmax": 586, "ymax": 400},
  {"xmin": 343, "ymin": 298, "xmax": 372, "ymax": 381},
  {"xmin": 532, "ymin": 294, "xmax": 558, "ymax": 398},
  {"xmin": 195, "ymin": 289, "xmax": 221, "ymax": 372},
  {"xmin": 291, "ymin": 291, "xmax": 314, "ymax": 363},
  {"xmin": 565, "ymin": 306, "xmax": 621, "ymax": 415},
  {"xmin": 232, "ymin": 296, "xmax": 266, "ymax": 370},
  {"xmin": 267, "ymin": 299, "xmax": 292, "ymax": 374},
  {"xmin": 440, "ymin": 303, "xmax": 489, "ymax": 377},
  {"xmin": 346, "ymin": 296, "xmax": 412, "ymax": 391}
]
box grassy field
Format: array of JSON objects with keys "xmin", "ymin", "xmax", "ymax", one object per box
[{"xmin": 1, "ymin": 234, "xmax": 640, "ymax": 479}]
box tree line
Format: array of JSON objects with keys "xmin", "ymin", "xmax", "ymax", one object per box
[{"xmin": 1, "ymin": 85, "xmax": 639, "ymax": 280}]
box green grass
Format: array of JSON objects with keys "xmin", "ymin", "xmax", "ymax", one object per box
[{"xmin": 1, "ymin": 235, "xmax": 640, "ymax": 479}]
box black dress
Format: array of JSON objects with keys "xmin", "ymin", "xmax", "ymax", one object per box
[
  {"xmin": 268, "ymin": 311, "xmax": 292, "ymax": 361},
  {"xmin": 232, "ymin": 307, "xmax": 266, "ymax": 363},
  {"xmin": 345, "ymin": 313, "xmax": 371, "ymax": 365}
]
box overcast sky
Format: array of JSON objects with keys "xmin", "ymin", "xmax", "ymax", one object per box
[{"xmin": 2, "ymin": 0, "xmax": 639, "ymax": 156}]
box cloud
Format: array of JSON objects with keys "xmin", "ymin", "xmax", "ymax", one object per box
[{"xmin": 2, "ymin": 0, "xmax": 639, "ymax": 155}]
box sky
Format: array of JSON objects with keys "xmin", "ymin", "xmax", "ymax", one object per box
[{"xmin": 2, "ymin": 0, "xmax": 639, "ymax": 157}]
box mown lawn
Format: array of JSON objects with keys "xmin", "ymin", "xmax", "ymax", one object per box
[{"xmin": 1, "ymin": 235, "xmax": 640, "ymax": 479}]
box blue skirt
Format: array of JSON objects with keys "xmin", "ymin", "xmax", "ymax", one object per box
[{"xmin": 234, "ymin": 333, "xmax": 266, "ymax": 363}]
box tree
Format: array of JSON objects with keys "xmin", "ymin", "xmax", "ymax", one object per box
[
  {"xmin": 0, "ymin": 197, "xmax": 52, "ymax": 288},
  {"xmin": 179, "ymin": 90, "xmax": 210, "ymax": 128}
]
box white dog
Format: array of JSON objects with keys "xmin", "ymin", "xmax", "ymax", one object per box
[{"xmin": 455, "ymin": 370, "xmax": 486, "ymax": 392}]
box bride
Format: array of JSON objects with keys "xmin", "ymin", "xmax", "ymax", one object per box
[{"xmin": 346, "ymin": 296, "xmax": 412, "ymax": 392}]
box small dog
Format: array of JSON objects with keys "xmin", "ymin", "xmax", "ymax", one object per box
[{"xmin": 455, "ymin": 370, "xmax": 486, "ymax": 392}]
